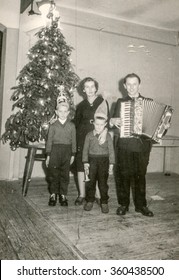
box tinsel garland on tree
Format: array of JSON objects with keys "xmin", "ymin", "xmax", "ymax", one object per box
[{"xmin": 1, "ymin": 17, "xmax": 79, "ymax": 151}]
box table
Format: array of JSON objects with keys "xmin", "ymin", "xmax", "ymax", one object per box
[
  {"xmin": 152, "ymin": 135, "xmax": 179, "ymax": 175},
  {"xmin": 21, "ymin": 143, "xmax": 46, "ymax": 196}
]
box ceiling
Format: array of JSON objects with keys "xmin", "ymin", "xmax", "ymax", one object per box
[
  {"xmin": 57, "ymin": 0, "xmax": 179, "ymax": 31},
  {"xmin": 23, "ymin": 0, "xmax": 179, "ymax": 31}
]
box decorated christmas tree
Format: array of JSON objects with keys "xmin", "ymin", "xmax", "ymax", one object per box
[{"xmin": 1, "ymin": 6, "xmax": 79, "ymax": 151}]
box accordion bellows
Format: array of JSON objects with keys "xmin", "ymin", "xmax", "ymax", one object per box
[{"xmin": 120, "ymin": 98, "xmax": 173, "ymax": 142}]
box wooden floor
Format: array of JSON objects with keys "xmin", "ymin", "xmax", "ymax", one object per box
[{"xmin": 0, "ymin": 173, "xmax": 179, "ymax": 260}]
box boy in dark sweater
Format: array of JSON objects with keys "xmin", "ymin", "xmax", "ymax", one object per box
[
  {"xmin": 46, "ymin": 101, "xmax": 76, "ymax": 206},
  {"xmin": 82, "ymin": 113, "xmax": 115, "ymax": 213}
]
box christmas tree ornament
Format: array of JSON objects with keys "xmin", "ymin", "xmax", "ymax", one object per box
[
  {"xmin": 41, "ymin": 122, "xmax": 49, "ymax": 130},
  {"xmin": 33, "ymin": 110, "xmax": 38, "ymax": 115},
  {"xmin": 12, "ymin": 95, "xmax": 19, "ymax": 101},
  {"xmin": 28, "ymin": 119, "xmax": 34, "ymax": 125},
  {"xmin": 38, "ymin": 98, "xmax": 45, "ymax": 106},
  {"xmin": 15, "ymin": 117, "xmax": 21, "ymax": 124},
  {"xmin": 27, "ymin": 92, "xmax": 32, "ymax": 98},
  {"xmin": 28, "ymin": 136, "xmax": 36, "ymax": 142},
  {"xmin": 53, "ymin": 23, "xmax": 58, "ymax": 28},
  {"xmin": 17, "ymin": 102, "xmax": 22, "ymax": 108}
]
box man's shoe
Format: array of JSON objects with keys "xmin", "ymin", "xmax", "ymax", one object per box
[
  {"xmin": 84, "ymin": 202, "xmax": 93, "ymax": 211},
  {"xmin": 116, "ymin": 205, "xmax": 128, "ymax": 215},
  {"xmin": 135, "ymin": 206, "xmax": 154, "ymax": 217},
  {"xmin": 48, "ymin": 194, "xmax": 57, "ymax": 206},
  {"xmin": 101, "ymin": 204, "xmax": 109, "ymax": 214},
  {"xmin": 75, "ymin": 196, "xmax": 85, "ymax": 206},
  {"xmin": 59, "ymin": 194, "xmax": 68, "ymax": 206}
]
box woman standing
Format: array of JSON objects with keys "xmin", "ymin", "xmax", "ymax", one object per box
[{"xmin": 74, "ymin": 77, "xmax": 109, "ymax": 205}]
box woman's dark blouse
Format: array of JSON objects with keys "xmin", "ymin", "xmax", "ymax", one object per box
[{"xmin": 75, "ymin": 96, "xmax": 108, "ymax": 153}]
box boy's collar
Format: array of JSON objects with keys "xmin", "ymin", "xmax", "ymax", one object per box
[
  {"xmin": 58, "ymin": 118, "xmax": 67, "ymax": 124},
  {"xmin": 93, "ymin": 130, "xmax": 103, "ymax": 136}
]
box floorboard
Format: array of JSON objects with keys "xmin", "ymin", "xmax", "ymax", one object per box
[
  {"xmin": 0, "ymin": 181, "xmax": 85, "ymax": 260},
  {"xmin": 0, "ymin": 173, "xmax": 179, "ymax": 260}
]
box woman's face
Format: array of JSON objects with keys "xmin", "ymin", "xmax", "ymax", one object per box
[{"xmin": 83, "ymin": 81, "xmax": 97, "ymax": 99}]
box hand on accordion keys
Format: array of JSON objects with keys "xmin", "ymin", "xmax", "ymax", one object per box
[{"xmin": 110, "ymin": 118, "xmax": 122, "ymax": 129}]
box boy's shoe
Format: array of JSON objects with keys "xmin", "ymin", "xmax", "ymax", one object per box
[
  {"xmin": 48, "ymin": 194, "xmax": 57, "ymax": 206},
  {"xmin": 101, "ymin": 204, "xmax": 109, "ymax": 213},
  {"xmin": 84, "ymin": 202, "xmax": 93, "ymax": 211},
  {"xmin": 75, "ymin": 196, "xmax": 85, "ymax": 206},
  {"xmin": 59, "ymin": 194, "xmax": 68, "ymax": 206}
]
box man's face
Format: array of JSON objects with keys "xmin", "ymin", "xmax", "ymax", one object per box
[{"xmin": 124, "ymin": 77, "xmax": 140, "ymax": 97}]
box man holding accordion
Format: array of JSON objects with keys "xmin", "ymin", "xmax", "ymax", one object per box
[{"xmin": 110, "ymin": 73, "xmax": 172, "ymax": 217}]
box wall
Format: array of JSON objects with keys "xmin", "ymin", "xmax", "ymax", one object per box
[
  {"xmin": 0, "ymin": 0, "xmax": 20, "ymax": 29},
  {"xmin": 168, "ymin": 47, "xmax": 179, "ymax": 174},
  {"xmin": 0, "ymin": 0, "xmax": 20, "ymax": 180},
  {"xmin": 0, "ymin": 3, "xmax": 179, "ymax": 179}
]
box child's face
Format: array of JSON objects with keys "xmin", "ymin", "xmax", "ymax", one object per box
[
  {"xmin": 93, "ymin": 118, "xmax": 106, "ymax": 134},
  {"xmin": 83, "ymin": 81, "xmax": 97, "ymax": 98},
  {"xmin": 56, "ymin": 105, "xmax": 69, "ymax": 120}
]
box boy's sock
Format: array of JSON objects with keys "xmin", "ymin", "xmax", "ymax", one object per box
[
  {"xmin": 48, "ymin": 193, "xmax": 57, "ymax": 206},
  {"xmin": 59, "ymin": 194, "xmax": 68, "ymax": 206}
]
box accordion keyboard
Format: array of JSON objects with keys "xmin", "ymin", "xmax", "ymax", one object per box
[{"xmin": 120, "ymin": 101, "xmax": 133, "ymax": 137}]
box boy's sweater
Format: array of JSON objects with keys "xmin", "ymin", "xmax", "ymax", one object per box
[
  {"xmin": 46, "ymin": 119, "xmax": 76, "ymax": 155},
  {"xmin": 82, "ymin": 130, "xmax": 115, "ymax": 164}
]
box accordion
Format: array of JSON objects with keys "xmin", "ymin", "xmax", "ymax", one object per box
[{"xmin": 120, "ymin": 98, "xmax": 173, "ymax": 143}]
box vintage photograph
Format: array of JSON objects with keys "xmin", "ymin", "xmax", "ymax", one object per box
[{"xmin": 0, "ymin": 0, "xmax": 179, "ymax": 260}]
